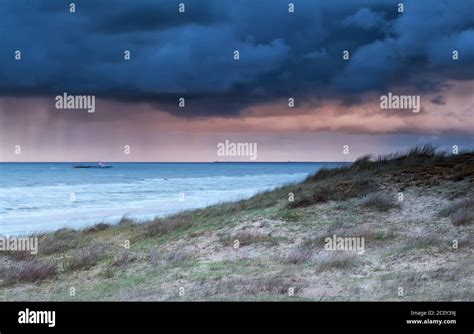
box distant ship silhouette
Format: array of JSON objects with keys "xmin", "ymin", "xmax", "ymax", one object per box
[{"xmin": 73, "ymin": 161, "xmax": 112, "ymax": 169}]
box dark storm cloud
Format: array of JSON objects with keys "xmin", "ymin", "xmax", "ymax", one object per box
[
  {"xmin": 0, "ymin": 0, "xmax": 473, "ymax": 116},
  {"xmin": 342, "ymin": 8, "xmax": 387, "ymax": 31},
  {"xmin": 90, "ymin": 2, "xmax": 225, "ymax": 34}
]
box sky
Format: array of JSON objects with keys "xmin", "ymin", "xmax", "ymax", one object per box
[{"xmin": 0, "ymin": 0, "xmax": 473, "ymax": 162}]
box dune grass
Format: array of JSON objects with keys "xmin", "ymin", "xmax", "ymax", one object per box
[{"xmin": 440, "ymin": 197, "xmax": 474, "ymax": 226}]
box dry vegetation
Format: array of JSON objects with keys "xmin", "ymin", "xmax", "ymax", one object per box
[
  {"xmin": 361, "ymin": 191, "xmax": 401, "ymax": 211},
  {"xmin": 63, "ymin": 245, "xmax": 104, "ymax": 271},
  {"xmin": 0, "ymin": 146, "xmax": 473, "ymax": 301},
  {"xmin": 2, "ymin": 259, "xmax": 56, "ymax": 284},
  {"xmin": 440, "ymin": 197, "xmax": 474, "ymax": 226}
]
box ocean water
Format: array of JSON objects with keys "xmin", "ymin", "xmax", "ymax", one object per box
[{"xmin": 0, "ymin": 162, "xmax": 344, "ymax": 235}]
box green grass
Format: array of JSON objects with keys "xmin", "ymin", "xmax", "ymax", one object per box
[
  {"xmin": 188, "ymin": 259, "xmax": 264, "ymax": 281},
  {"xmin": 395, "ymin": 235, "xmax": 448, "ymax": 255}
]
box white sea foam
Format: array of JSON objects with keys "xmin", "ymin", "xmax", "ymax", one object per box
[{"xmin": 0, "ymin": 171, "xmax": 311, "ymax": 235}]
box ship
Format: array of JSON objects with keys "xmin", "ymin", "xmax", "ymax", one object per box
[{"xmin": 73, "ymin": 161, "xmax": 112, "ymax": 169}]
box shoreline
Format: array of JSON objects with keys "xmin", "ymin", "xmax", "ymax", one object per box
[{"xmin": 1, "ymin": 167, "xmax": 328, "ymax": 236}]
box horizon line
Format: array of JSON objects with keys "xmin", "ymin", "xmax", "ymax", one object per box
[{"xmin": 0, "ymin": 160, "xmax": 352, "ymax": 164}]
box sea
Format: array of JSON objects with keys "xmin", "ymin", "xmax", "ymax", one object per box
[{"xmin": 0, "ymin": 162, "xmax": 345, "ymax": 235}]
